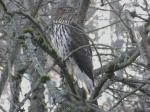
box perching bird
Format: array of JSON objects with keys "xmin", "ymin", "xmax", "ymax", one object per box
[{"xmin": 51, "ymin": 6, "xmax": 94, "ymax": 94}]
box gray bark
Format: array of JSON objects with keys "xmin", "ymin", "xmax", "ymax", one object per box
[{"xmin": 28, "ymin": 71, "xmax": 46, "ymax": 112}]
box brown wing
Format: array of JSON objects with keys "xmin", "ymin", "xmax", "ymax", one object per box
[{"xmin": 68, "ymin": 23, "xmax": 94, "ymax": 81}]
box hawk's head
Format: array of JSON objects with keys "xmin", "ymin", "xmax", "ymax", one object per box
[{"xmin": 53, "ymin": 7, "xmax": 78, "ymax": 23}]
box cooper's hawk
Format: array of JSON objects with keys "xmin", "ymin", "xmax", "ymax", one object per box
[{"xmin": 51, "ymin": 7, "xmax": 94, "ymax": 93}]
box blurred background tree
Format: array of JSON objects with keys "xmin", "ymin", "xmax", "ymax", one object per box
[{"xmin": 0, "ymin": 0, "xmax": 150, "ymax": 112}]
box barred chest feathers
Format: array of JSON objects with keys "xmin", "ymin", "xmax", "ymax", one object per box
[{"xmin": 51, "ymin": 23, "xmax": 71, "ymax": 59}]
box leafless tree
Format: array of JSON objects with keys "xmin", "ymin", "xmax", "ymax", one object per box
[{"xmin": 0, "ymin": 0, "xmax": 150, "ymax": 112}]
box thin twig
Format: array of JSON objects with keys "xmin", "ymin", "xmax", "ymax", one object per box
[
  {"xmin": 87, "ymin": 20, "xmax": 121, "ymax": 33},
  {"xmin": 108, "ymin": 84, "xmax": 145, "ymax": 111}
]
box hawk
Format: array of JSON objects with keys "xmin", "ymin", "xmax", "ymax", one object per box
[{"xmin": 51, "ymin": 7, "xmax": 94, "ymax": 93}]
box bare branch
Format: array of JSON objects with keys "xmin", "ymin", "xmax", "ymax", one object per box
[{"xmin": 94, "ymin": 49, "xmax": 140, "ymax": 76}]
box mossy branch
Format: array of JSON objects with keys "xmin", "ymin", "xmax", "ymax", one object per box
[{"xmin": 0, "ymin": 0, "xmax": 76, "ymax": 95}]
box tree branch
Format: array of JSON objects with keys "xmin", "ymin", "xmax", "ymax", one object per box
[
  {"xmin": 78, "ymin": 0, "xmax": 90, "ymax": 25},
  {"xmin": 94, "ymin": 49, "xmax": 140, "ymax": 76}
]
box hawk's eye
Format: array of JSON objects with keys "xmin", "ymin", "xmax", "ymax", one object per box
[{"xmin": 56, "ymin": 8, "xmax": 65, "ymax": 16}]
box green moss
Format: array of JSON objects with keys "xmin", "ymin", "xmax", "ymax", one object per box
[
  {"xmin": 23, "ymin": 27, "xmax": 34, "ymax": 33},
  {"xmin": 40, "ymin": 76, "xmax": 50, "ymax": 83}
]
